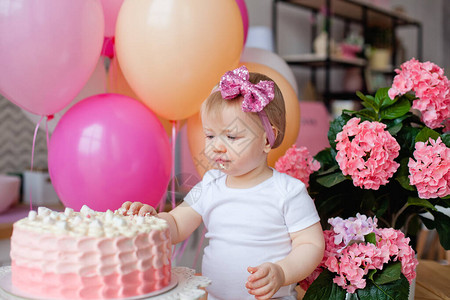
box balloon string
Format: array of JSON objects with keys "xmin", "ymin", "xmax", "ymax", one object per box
[
  {"xmin": 170, "ymin": 120, "xmax": 177, "ymax": 209},
  {"xmin": 29, "ymin": 116, "xmax": 45, "ymax": 210},
  {"xmin": 158, "ymin": 191, "xmax": 167, "ymax": 213},
  {"xmin": 102, "ymin": 56, "xmax": 109, "ymax": 93},
  {"xmin": 192, "ymin": 225, "xmax": 207, "ymax": 269},
  {"xmin": 45, "ymin": 116, "xmax": 51, "ymax": 148},
  {"xmin": 173, "ymin": 235, "xmax": 190, "ymax": 263}
]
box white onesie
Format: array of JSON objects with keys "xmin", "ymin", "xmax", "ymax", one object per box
[{"xmin": 185, "ymin": 169, "xmax": 320, "ymax": 300}]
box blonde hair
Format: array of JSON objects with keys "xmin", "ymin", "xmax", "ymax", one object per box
[{"xmin": 201, "ymin": 72, "xmax": 286, "ymax": 148}]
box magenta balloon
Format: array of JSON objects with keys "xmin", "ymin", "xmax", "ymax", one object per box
[
  {"xmin": 100, "ymin": 0, "xmax": 124, "ymax": 37},
  {"xmin": 48, "ymin": 94, "xmax": 172, "ymax": 212},
  {"xmin": 236, "ymin": 0, "xmax": 249, "ymax": 44},
  {"xmin": 0, "ymin": 0, "xmax": 104, "ymax": 116}
]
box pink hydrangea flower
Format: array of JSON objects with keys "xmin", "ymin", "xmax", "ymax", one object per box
[
  {"xmin": 375, "ymin": 228, "xmax": 419, "ymax": 283},
  {"xmin": 331, "ymin": 242, "xmax": 379, "ymax": 293},
  {"xmin": 408, "ymin": 137, "xmax": 450, "ymax": 199},
  {"xmin": 335, "ymin": 118, "xmax": 400, "ymax": 190},
  {"xmin": 275, "ymin": 145, "xmax": 320, "ymax": 187},
  {"xmin": 388, "ymin": 58, "xmax": 450, "ymax": 129}
]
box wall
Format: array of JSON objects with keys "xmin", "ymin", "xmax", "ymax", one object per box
[
  {"xmin": 0, "ymin": 0, "xmax": 447, "ymax": 174},
  {"xmin": 0, "ymin": 97, "xmax": 48, "ymax": 174},
  {"xmin": 444, "ymin": 0, "xmax": 450, "ymax": 72}
]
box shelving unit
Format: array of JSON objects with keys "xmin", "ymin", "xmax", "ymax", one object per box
[{"xmin": 272, "ymin": 0, "xmax": 422, "ymax": 107}]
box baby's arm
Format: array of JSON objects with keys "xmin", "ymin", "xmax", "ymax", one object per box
[
  {"xmin": 119, "ymin": 201, "xmax": 202, "ymax": 245},
  {"xmin": 246, "ymin": 222, "xmax": 325, "ymax": 299},
  {"xmin": 158, "ymin": 201, "xmax": 202, "ymax": 244}
]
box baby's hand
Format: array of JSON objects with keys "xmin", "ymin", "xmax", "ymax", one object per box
[
  {"xmin": 119, "ymin": 201, "xmax": 157, "ymax": 217},
  {"xmin": 246, "ymin": 263, "xmax": 285, "ymax": 300}
]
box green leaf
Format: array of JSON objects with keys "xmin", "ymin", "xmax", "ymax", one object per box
[
  {"xmin": 358, "ymin": 91, "xmax": 378, "ymax": 112},
  {"xmin": 357, "ymin": 274, "xmax": 410, "ymax": 300},
  {"xmin": 407, "ymin": 197, "xmax": 437, "ymax": 210},
  {"xmin": 384, "ymin": 113, "xmax": 411, "ymax": 136},
  {"xmin": 379, "ymin": 97, "xmax": 411, "ymax": 120},
  {"xmin": 316, "ymin": 165, "xmax": 340, "ymax": 176},
  {"xmin": 395, "ymin": 158, "xmax": 416, "ymax": 191},
  {"xmin": 386, "ymin": 122, "xmax": 403, "ymax": 136},
  {"xmin": 367, "ymin": 269, "xmax": 377, "ymax": 281},
  {"xmin": 316, "ymin": 172, "xmax": 348, "ymax": 188},
  {"xmin": 303, "ymin": 270, "xmax": 347, "ymax": 300},
  {"xmin": 372, "ymin": 262, "xmax": 402, "ymax": 285},
  {"xmin": 430, "ymin": 211, "xmax": 450, "ymax": 250},
  {"xmin": 364, "ymin": 232, "xmax": 376, "ymax": 245},
  {"xmin": 375, "ymin": 87, "xmax": 392, "ymax": 108},
  {"xmin": 354, "ymin": 108, "xmax": 378, "ymax": 121},
  {"xmin": 314, "ymin": 148, "xmax": 336, "ymax": 169},
  {"xmin": 356, "ymin": 91, "xmax": 370, "ymax": 102},
  {"xmin": 419, "ymin": 215, "xmax": 435, "ymax": 230},
  {"xmin": 396, "ymin": 126, "xmax": 421, "ymax": 153},
  {"xmin": 415, "ymin": 127, "xmax": 441, "ymax": 143},
  {"xmin": 404, "ymin": 93, "xmax": 417, "ymax": 101},
  {"xmin": 328, "ymin": 114, "xmax": 351, "ymax": 149},
  {"xmin": 441, "ymin": 133, "xmax": 450, "ymax": 147}
]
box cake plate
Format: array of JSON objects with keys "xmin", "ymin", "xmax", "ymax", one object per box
[{"xmin": 0, "ymin": 266, "xmax": 210, "ymax": 300}]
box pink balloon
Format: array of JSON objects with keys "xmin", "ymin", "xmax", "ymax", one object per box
[
  {"xmin": 22, "ymin": 58, "xmax": 108, "ymax": 133},
  {"xmin": 0, "ymin": 0, "xmax": 104, "ymax": 116},
  {"xmin": 236, "ymin": 0, "xmax": 249, "ymax": 44},
  {"xmin": 100, "ymin": 0, "xmax": 124, "ymax": 37},
  {"xmin": 48, "ymin": 94, "xmax": 172, "ymax": 212}
]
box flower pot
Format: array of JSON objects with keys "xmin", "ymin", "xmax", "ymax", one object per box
[
  {"xmin": 408, "ymin": 275, "xmax": 416, "ymax": 300},
  {"xmin": 345, "ymin": 292, "xmax": 359, "ymax": 300},
  {"xmin": 314, "ymin": 31, "xmax": 336, "ymax": 56}
]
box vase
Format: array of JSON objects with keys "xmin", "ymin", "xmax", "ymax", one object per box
[
  {"xmin": 345, "ymin": 292, "xmax": 359, "ymax": 300},
  {"xmin": 313, "ymin": 31, "xmax": 336, "ymax": 56},
  {"xmin": 408, "ymin": 276, "xmax": 416, "ymax": 300}
]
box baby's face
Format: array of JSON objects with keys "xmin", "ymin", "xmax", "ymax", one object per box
[{"xmin": 201, "ymin": 104, "xmax": 268, "ymax": 177}]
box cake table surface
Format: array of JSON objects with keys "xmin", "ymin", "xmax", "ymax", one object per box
[{"xmin": 0, "ymin": 266, "xmax": 210, "ymax": 300}]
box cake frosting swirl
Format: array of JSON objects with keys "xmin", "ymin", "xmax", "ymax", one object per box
[{"xmin": 10, "ymin": 205, "xmax": 172, "ymax": 299}]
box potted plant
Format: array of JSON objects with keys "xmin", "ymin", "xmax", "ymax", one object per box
[
  {"xmin": 300, "ymin": 214, "xmax": 418, "ymax": 299},
  {"xmin": 275, "ymin": 58, "xmax": 450, "ymax": 299}
]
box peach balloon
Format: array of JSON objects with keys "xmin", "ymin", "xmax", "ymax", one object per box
[
  {"xmin": 115, "ymin": 0, "xmax": 243, "ymax": 121},
  {"xmin": 187, "ymin": 112, "xmax": 213, "ymax": 178},
  {"xmin": 241, "ymin": 62, "xmax": 300, "ymax": 167},
  {"xmin": 107, "ymin": 57, "xmax": 185, "ymax": 136}
]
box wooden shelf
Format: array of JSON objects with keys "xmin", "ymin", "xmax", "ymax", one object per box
[
  {"xmin": 273, "ymin": 0, "xmax": 422, "ymax": 104},
  {"xmin": 283, "ymin": 53, "xmax": 366, "ymax": 67},
  {"xmin": 279, "ymin": 0, "xmax": 420, "ymax": 27}
]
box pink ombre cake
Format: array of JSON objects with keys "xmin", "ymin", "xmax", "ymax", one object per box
[{"xmin": 10, "ymin": 205, "xmax": 172, "ymax": 299}]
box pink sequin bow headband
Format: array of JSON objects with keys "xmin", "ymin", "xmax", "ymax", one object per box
[{"xmin": 218, "ymin": 65, "xmax": 276, "ymax": 147}]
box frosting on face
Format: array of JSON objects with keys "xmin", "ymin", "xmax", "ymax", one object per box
[{"xmin": 15, "ymin": 205, "xmax": 168, "ymax": 238}]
